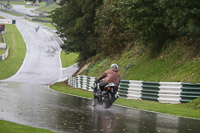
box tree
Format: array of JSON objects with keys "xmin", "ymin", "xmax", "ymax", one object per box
[
  {"xmin": 52, "ymin": 0, "xmax": 103, "ymax": 61},
  {"xmin": 95, "ymin": 0, "xmax": 130, "ymax": 55}
]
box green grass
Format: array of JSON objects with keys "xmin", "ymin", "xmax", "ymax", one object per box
[
  {"xmin": 41, "ymin": 23, "xmax": 55, "ymax": 29},
  {"xmin": 36, "ymin": 3, "xmax": 59, "ymax": 13},
  {"xmin": 50, "ymin": 82, "xmax": 200, "ymax": 119},
  {"xmin": 51, "ymin": 83, "xmax": 93, "ymax": 98},
  {"xmin": 0, "ymin": 24, "xmax": 26, "ymax": 79},
  {"xmin": 32, "ymin": 17, "xmax": 52, "ymax": 21},
  {"xmin": 187, "ymin": 97, "xmax": 200, "ymax": 109},
  {"xmin": 0, "ymin": 48, "xmax": 6, "ymax": 55},
  {"xmin": 0, "ymin": 120, "xmax": 55, "ymax": 133},
  {"xmin": 115, "ymin": 98, "xmax": 200, "ymax": 119},
  {"xmin": 60, "ymin": 51, "xmax": 79, "ymax": 68}
]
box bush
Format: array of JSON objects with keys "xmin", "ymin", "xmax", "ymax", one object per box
[
  {"xmin": 114, "ymin": 0, "xmax": 200, "ymax": 52},
  {"xmin": 187, "ymin": 97, "xmax": 200, "ymax": 109},
  {"xmin": 95, "ymin": 0, "xmax": 131, "ymax": 55}
]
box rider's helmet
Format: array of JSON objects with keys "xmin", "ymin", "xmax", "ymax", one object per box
[{"xmin": 111, "ymin": 64, "xmax": 118, "ymax": 70}]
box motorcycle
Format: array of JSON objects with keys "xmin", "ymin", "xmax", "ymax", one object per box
[{"xmin": 92, "ymin": 81, "xmax": 119, "ymax": 109}]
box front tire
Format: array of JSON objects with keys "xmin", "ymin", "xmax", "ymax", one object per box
[
  {"xmin": 92, "ymin": 97, "xmax": 98, "ymax": 106},
  {"xmin": 103, "ymin": 93, "xmax": 112, "ymax": 109}
]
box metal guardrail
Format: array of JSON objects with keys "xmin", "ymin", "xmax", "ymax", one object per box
[
  {"xmin": 68, "ymin": 75, "xmax": 200, "ymax": 104},
  {"xmin": 0, "ymin": 30, "xmax": 9, "ymax": 61},
  {"xmin": 141, "ymin": 81, "xmax": 160, "ymax": 101},
  {"xmin": 180, "ymin": 83, "xmax": 200, "ymax": 103},
  {"xmin": 0, "ymin": 45, "xmax": 9, "ymax": 60}
]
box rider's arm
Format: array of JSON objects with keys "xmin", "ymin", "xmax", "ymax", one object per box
[{"xmin": 97, "ymin": 72, "xmax": 107, "ymax": 81}]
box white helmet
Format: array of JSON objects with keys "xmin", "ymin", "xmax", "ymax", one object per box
[{"xmin": 111, "ymin": 63, "xmax": 118, "ymax": 69}]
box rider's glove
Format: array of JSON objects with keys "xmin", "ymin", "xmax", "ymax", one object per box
[{"xmin": 95, "ymin": 80, "xmax": 99, "ymax": 83}]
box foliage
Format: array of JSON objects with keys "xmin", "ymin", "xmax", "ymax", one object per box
[
  {"xmin": 115, "ymin": 0, "xmax": 200, "ymax": 48},
  {"xmin": 52, "ymin": 0, "xmax": 200, "ymax": 61},
  {"xmin": 51, "ymin": 0, "xmax": 103, "ymax": 61},
  {"xmin": 187, "ymin": 97, "xmax": 200, "ymax": 109},
  {"xmin": 95, "ymin": 0, "xmax": 131, "ymax": 55},
  {"xmin": 96, "ymin": 0, "xmax": 200, "ymax": 57}
]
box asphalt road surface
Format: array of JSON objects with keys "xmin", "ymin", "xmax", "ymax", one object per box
[
  {"xmin": 1, "ymin": 10, "xmax": 61, "ymax": 84},
  {"xmin": 0, "ymin": 6, "xmax": 200, "ymax": 133}
]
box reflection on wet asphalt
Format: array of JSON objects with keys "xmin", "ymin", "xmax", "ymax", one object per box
[{"xmin": 0, "ymin": 82, "xmax": 200, "ymax": 133}]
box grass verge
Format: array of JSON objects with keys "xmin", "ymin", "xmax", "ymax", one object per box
[
  {"xmin": 51, "ymin": 82, "xmax": 93, "ymax": 99},
  {"xmin": 50, "ymin": 82, "xmax": 200, "ymax": 119},
  {"xmin": 0, "ymin": 24, "xmax": 26, "ymax": 79},
  {"xmin": 0, "ymin": 48, "xmax": 6, "ymax": 55},
  {"xmin": 60, "ymin": 51, "xmax": 79, "ymax": 68},
  {"xmin": 36, "ymin": 3, "xmax": 59, "ymax": 13},
  {"xmin": 0, "ymin": 120, "xmax": 55, "ymax": 133}
]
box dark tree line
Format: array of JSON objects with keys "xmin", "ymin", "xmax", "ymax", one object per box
[
  {"xmin": 52, "ymin": 0, "xmax": 103, "ymax": 61},
  {"xmin": 52, "ymin": 0, "xmax": 200, "ymax": 61}
]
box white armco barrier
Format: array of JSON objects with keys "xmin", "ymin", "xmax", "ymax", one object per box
[
  {"xmin": 127, "ymin": 80, "xmax": 143, "ymax": 100},
  {"xmin": 158, "ymin": 82, "xmax": 182, "ymax": 104},
  {"xmin": 87, "ymin": 77, "xmax": 96, "ymax": 91},
  {"xmin": 0, "ymin": 43, "xmax": 6, "ymax": 48},
  {"xmin": 82, "ymin": 76, "xmax": 88, "ymax": 90},
  {"xmin": 72, "ymin": 77, "xmax": 76, "ymax": 87},
  {"xmin": 1, "ymin": 45, "xmax": 9, "ymax": 60},
  {"xmin": 76, "ymin": 75, "xmax": 81, "ymax": 88},
  {"xmin": 0, "ymin": 31, "xmax": 9, "ymax": 61},
  {"xmin": 67, "ymin": 75, "xmax": 200, "ymax": 104}
]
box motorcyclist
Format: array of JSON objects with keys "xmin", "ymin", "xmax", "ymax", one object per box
[{"xmin": 96, "ymin": 64, "xmax": 121, "ymax": 90}]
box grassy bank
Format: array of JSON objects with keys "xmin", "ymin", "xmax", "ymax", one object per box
[
  {"xmin": 50, "ymin": 82, "xmax": 200, "ymax": 119},
  {"xmin": 0, "ymin": 24, "xmax": 26, "ymax": 79},
  {"xmin": 82, "ymin": 39, "xmax": 200, "ymax": 83},
  {"xmin": 60, "ymin": 51, "xmax": 79, "ymax": 68},
  {"xmin": 0, "ymin": 120, "xmax": 55, "ymax": 133}
]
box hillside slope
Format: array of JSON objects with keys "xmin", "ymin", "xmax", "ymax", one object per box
[{"xmin": 81, "ymin": 39, "xmax": 200, "ymax": 83}]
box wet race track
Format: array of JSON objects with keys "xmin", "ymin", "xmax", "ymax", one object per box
[
  {"xmin": 1, "ymin": 82, "xmax": 200, "ymax": 133},
  {"xmin": 0, "ymin": 5, "xmax": 200, "ymax": 133}
]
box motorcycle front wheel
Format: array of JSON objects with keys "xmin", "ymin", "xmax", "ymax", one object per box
[{"xmin": 92, "ymin": 97, "xmax": 99, "ymax": 106}]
